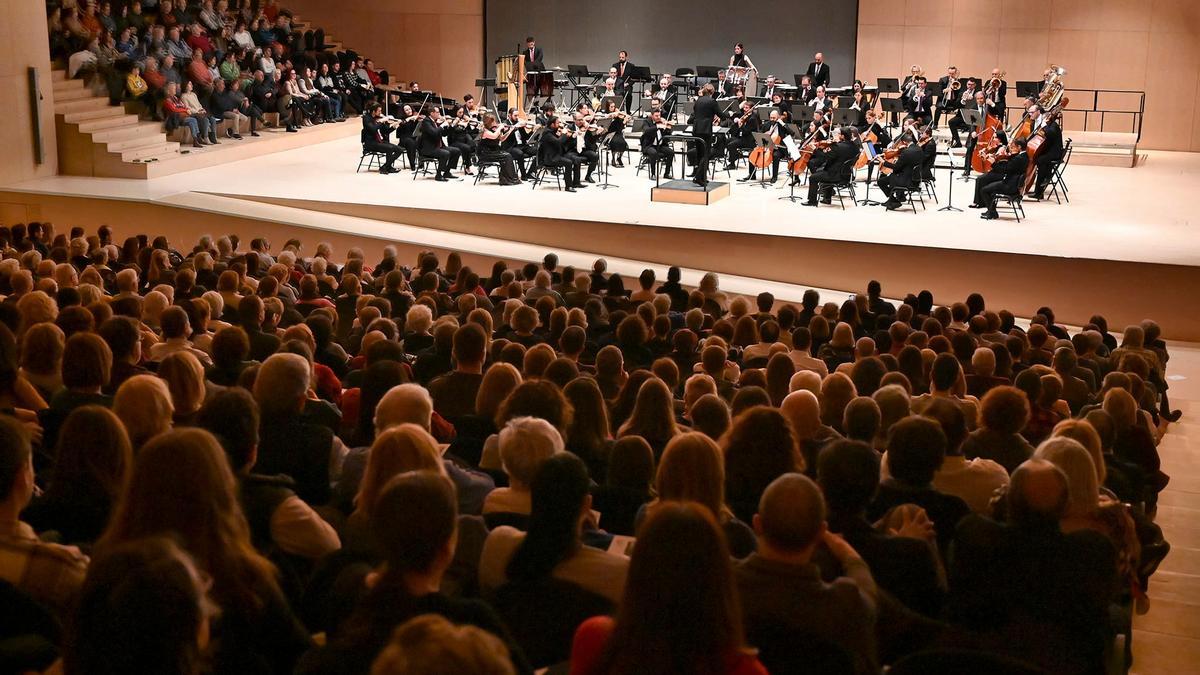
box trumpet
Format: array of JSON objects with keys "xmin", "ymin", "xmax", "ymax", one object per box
[{"xmin": 950, "ymin": 79, "xmax": 962, "ymax": 91}]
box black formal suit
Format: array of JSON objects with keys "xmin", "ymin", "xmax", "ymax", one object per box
[
  {"xmin": 1032, "ymin": 118, "xmax": 1063, "ymax": 196},
  {"xmin": 805, "ymin": 61, "xmax": 831, "ymax": 88},
  {"xmin": 878, "ymin": 143, "xmax": 924, "ymax": 203},
  {"xmin": 689, "ymin": 94, "xmax": 727, "ymax": 184},
  {"xmin": 538, "ymin": 130, "xmax": 582, "ymax": 187},
  {"xmin": 934, "ymin": 76, "xmax": 961, "ymax": 128},
  {"xmin": 639, "ymin": 122, "xmax": 675, "ymax": 179},
  {"xmin": 796, "ymin": 84, "xmax": 815, "ymax": 104},
  {"xmin": 612, "ymin": 60, "xmax": 635, "ymax": 94},
  {"xmin": 523, "ymin": 46, "xmax": 544, "ymax": 71},
  {"xmin": 767, "ymin": 120, "xmax": 794, "ymax": 180},
  {"xmin": 361, "ymin": 114, "xmax": 402, "ymax": 171},
  {"xmin": 950, "ymin": 98, "xmax": 987, "ymax": 146},
  {"xmin": 568, "ymin": 122, "xmax": 599, "ymax": 180},
  {"xmin": 905, "ymin": 88, "xmax": 933, "ymax": 123},
  {"xmin": 726, "ymin": 110, "xmax": 761, "ymax": 163},
  {"xmin": 417, "ymin": 116, "xmax": 460, "ymax": 176},
  {"xmin": 976, "ymin": 151, "xmax": 1028, "ymax": 216},
  {"xmin": 255, "ymin": 412, "xmax": 335, "ymax": 506},
  {"xmin": 806, "ymin": 139, "xmax": 858, "ymax": 203}
]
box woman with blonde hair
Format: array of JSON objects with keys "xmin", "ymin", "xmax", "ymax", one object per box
[
  {"xmin": 157, "ymin": 351, "xmax": 208, "ymax": 425},
  {"xmin": 617, "ymin": 377, "xmax": 679, "ymax": 459},
  {"xmin": 98, "ymin": 428, "xmax": 311, "ymax": 673},
  {"xmin": 819, "ymin": 371, "xmax": 857, "ymax": 434},
  {"xmin": 353, "ymin": 424, "xmax": 446, "ymax": 522},
  {"xmin": 113, "ymin": 374, "xmax": 174, "ymax": 450},
  {"xmin": 1034, "ymin": 437, "xmax": 1144, "ymax": 608},
  {"xmin": 818, "ymin": 321, "xmax": 855, "ymax": 370},
  {"xmin": 642, "ymin": 432, "xmax": 757, "ymax": 558},
  {"xmin": 16, "ymin": 290, "xmax": 58, "ymax": 336}
]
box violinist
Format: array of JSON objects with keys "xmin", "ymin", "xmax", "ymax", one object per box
[
  {"xmin": 502, "ymin": 107, "xmax": 536, "ymax": 180},
  {"xmin": 803, "ymin": 126, "xmax": 859, "ymax": 206},
  {"xmin": 935, "ymin": 66, "xmax": 961, "ymax": 129},
  {"xmin": 538, "ymin": 116, "xmax": 585, "ymax": 192},
  {"xmin": 878, "ymin": 131, "xmax": 925, "ymax": 210},
  {"xmin": 639, "ymin": 109, "xmax": 675, "ymax": 181},
  {"xmin": 961, "ymin": 90, "xmax": 1005, "ymax": 177},
  {"xmin": 599, "ymin": 100, "xmax": 630, "ymax": 166},
  {"xmin": 1028, "ymin": 105, "xmax": 1063, "ymax": 200},
  {"xmin": 570, "ymin": 111, "xmax": 601, "ymax": 183},
  {"xmin": 361, "ymin": 102, "xmax": 403, "ymax": 174},
  {"xmin": 535, "ymin": 102, "xmax": 556, "ymax": 128},
  {"xmin": 972, "ymin": 138, "xmax": 1028, "ymax": 219},
  {"xmin": 417, "ymin": 105, "xmax": 460, "ymax": 181},
  {"xmin": 725, "ymin": 100, "xmax": 761, "ymax": 170},
  {"xmin": 448, "ymin": 104, "xmax": 478, "ymax": 176},
  {"xmin": 766, "ymin": 109, "xmax": 797, "ymax": 183},
  {"xmin": 478, "ymin": 114, "xmax": 523, "ymax": 185},
  {"xmin": 394, "ymin": 103, "xmax": 422, "ymax": 168},
  {"xmin": 918, "ymin": 127, "xmax": 937, "ymax": 182}
]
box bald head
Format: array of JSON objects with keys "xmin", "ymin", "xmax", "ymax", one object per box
[
  {"xmin": 755, "ymin": 473, "xmax": 826, "ymax": 552},
  {"xmin": 1008, "ymin": 459, "xmax": 1069, "ymax": 528},
  {"xmin": 971, "ymin": 347, "xmax": 995, "ymax": 377},
  {"xmin": 781, "ymin": 390, "xmax": 821, "ymax": 438},
  {"xmin": 789, "ymin": 370, "xmax": 821, "ymax": 395}
]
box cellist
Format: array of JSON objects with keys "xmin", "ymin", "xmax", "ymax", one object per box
[
  {"xmin": 961, "ymin": 90, "xmax": 1004, "ymax": 178},
  {"xmin": 1028, "ymin": 105, "xmax": 1063, "ymax": 200}
]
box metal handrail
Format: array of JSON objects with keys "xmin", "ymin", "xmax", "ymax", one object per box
[{"xmin": 1005, "ymin": 88, "xmax": 1146, "ymax": 141}]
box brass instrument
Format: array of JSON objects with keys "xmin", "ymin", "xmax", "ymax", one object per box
[{"xmin": 950, "ymin": 79, "xmax": 961, "ymax": 91}]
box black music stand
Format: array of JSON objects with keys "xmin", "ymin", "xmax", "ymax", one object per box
[
  {"xmin": 877, "ymin": 77, "xmax": 901, "ymax": 126},
  {"xmin": 880, "ymin": 98, "xmax": 905, "ymax": 132},
  {"xmin": 599, "ymin": 131, "xmax": 620, "ymax": 190},
  {"xmin": 832, "ymin": 109, "xmax": 857, "ymax": 127},
  {"xmin": 475, "ymin": 78, "xmax": 496, "ymax": 111},
  {"xmin": 749, "ymin": 132, "xmax": 775, "ymax": 189},
  {"xmin": 937, "ymin": 156, "xmax": 962, "ymax": 211},
  {"xmin": 926, "ymin": 81, "xmax": 943, "ymax": 98},
  {"xmin": 627, "ymin": 65, "xmax": 652, "ymax": 111},
  {"xmin": 836, "ymin": 96, "xmax": 853, "ymax": 109},
  {"xmin": 678, "ymin": 100, "xmax": 695, "ymax": 122},
  {"xmin": 958, "ymin": 108, "xmax": 982, "ymax": 183},
  {"xmin": 1016, "ymin": 81, "xmax": 1040, "ymax": 98}
]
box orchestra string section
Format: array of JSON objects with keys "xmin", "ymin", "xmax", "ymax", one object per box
[{"xmin": 359, "ymin": 41, "xmax": 1068, "ymax": 217}]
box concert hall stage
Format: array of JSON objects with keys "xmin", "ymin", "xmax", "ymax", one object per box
[{"xmin": 3, "ymin": 133, "xmax": 1199, "ymax": 339}]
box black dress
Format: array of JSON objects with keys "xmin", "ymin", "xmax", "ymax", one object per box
[{"xmin": 479, "ymin": 135, "xmax": 521, "ymax": 185}]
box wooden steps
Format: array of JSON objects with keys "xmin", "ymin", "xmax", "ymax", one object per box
[{"xmin": 121, "ymin": 141, "xmax": 181, "ymax": 162}]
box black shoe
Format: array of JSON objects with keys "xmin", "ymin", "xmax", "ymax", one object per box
[
  {"xmin": 575, "ymin": 183, "xmax": 589, "ymax": 188},
  {"xmin": 738, "ymin": 175, "xmax": 753, "ymax": 182},
  {"xmin": 884, "ymin": 201, "xmax": 901, "ymax": 210},
  {"xmin": 226, "ymin": 128, "xmax": 235, "ymax": 138},
  {"xmin": 434, "ymin": 175, "xmax": 449, "ymax": 182},
  {"xmin": 565, "ymin": 186, "xmax": 576, "ymax": 192},
  {"xmin": 968, "ymin": 203, "xmax": 983, "ymax": 209},
  {"xmin": 1163, "ymin": 409, "xmax": 1183, "ymax": 423},
  {"xmin": 286, "ymin": 126, "xmax": 299, "ymax": 133},
  {"xmin": 981, "ymin": 212, "xmax": 998, "ymax": 220},
  {"xmin": 585, "ymin": 175, "xmax": 595, "ymax": 183},
  {"xmin": 250, "ymin": 131, "xmax": 261, "ymax": 137},
  {"xmin": 801, "ymin": 200, "xmax": 818, "ymax": 206},
  {"xmin": 950, "ymin": 140, "xmax": 962, "ymax": 148},
  {"xmin": 693, "ymin": 179, "xmax": 708, "ymax": 188},
  {"xmin": 960, "ymin": 170, "xmax": 970, "ymax": 178},
  {"xmin": 1030, "ymin": 193, "xmax": 1044, "ymax": 201},
  {"xmin": 821, "ymin": 198, "xmax": 832, "ymax": 204},
  {"xmin": 379, "ymin": 166, "xmax": 396, "ymax": 174}
]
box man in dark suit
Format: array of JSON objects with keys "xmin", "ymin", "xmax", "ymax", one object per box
[
  {"xmin": 804, "ymin": 126, "xmax": 858, "ymax": 205},
  {"xmin": 612, "ymin": 50, "xmax": 634, "ymax": 96},
  {"xmin": 502, "ymin": 107, "xmax": 536, "ymax": 180},
  {"xmin": 972, "ymin": 138, "xmax": 1028, "ymax": 219},
  {"xmin": 796, "ymin": 75, "xmax": 815, "ymax": 105},
  {"xmin": 805, "ymin": 52, "xmax": 831, "ymax": 88},
  {"xmin": 689, "ymin": 84, "xmax": 727, "ymax": 187},
  {"xmin": 725, "ymin": 99, "xmax": 760, "ymax": 168},
  {"xmin": 238, "ymin": 295, "xmax": 282, "ymax": 362},
  {"xmin": 934, "ymin": 65, "xmax": 961, "ymax": 129},
  {"xmin": 538, "ymin": 116, "xmax": 584, "ymax": 191},
  {"xmin": 960, "ymin": 90, "xmax": 1005, "ymax": 175},
  {"xmin": 522, "ymin": 36, "xmax": 544, "ymax": 71},
  {"xmin": 361, "ymin": 103, "xmax": 402, "ymax": 174},
  {"xmin": 1029, "ymin": 106, "xmax": 1063, "ymax": 200},
  {"xmin": 416, "ymin": 106, "xmax": 460, "ymax": 181},
  {"xmin": 905, "ymin": 78, "xmax": 933, "ymax": 125},
  {"xmin": 878, "ymin": 133, "xmax": 924, "ymax": 210},
  {"xmin": 639, "ymin": 110, "xmax": 675, "ymax": 180}
]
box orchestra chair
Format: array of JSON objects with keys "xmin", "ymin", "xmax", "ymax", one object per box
[
  {"xmin": 473, "ymin": 155, "xmax": 504, "ymax": 185},
  {"xmin": 529, "ymin": 163, "xmax": 564, "ymax": 191},
  {"xmin": 990, "ymin": 192, "xmax": 1025, "ymax": 222},
  {"xmin": 355, "ymin": 148, "xmax": 387, "ymax": 173},
  {"xmin": 1045, "ymin": 139, "xmax": 1073, "ymax": 204},
  {"xmin": 814, "ymin": 161, "xmax": 860, "ymax": 210},
  {"xmin": 921, "ymin": 177, "xmax": 939, "ymax": 204},
  {"xmin": 891, "ymin": 183, "xmax": 927, "ymax": 214}
]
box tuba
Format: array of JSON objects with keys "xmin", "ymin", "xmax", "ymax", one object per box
[{"xmin": 1038, "ymin": 64, "xmax": 1067, "ymax": 112}]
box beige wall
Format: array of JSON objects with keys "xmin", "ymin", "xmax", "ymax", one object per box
[
  {"xmin": 286, "ymin": 0, "xmax": 483, "ymax": 101},
  {"xmin": 0, "ymin": 0, "xmax": 58, "ymax": 186},
  {"xmin": 855, "ymin": 0, "xmax": 1200, "ymax": 151}
]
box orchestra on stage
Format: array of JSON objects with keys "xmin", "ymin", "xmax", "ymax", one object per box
[{"xmin": 360, "ymin": 40, "xmax": 1069, "ymax": 216}]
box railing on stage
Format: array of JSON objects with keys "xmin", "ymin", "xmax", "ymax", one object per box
[{"xmin": 1006, "ymin": 88, "xmax": 1146, "ymax": 141}]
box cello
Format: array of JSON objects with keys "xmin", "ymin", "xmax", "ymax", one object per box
[
  {"xmin": 1022, "ymin": 105, "xmax": 1065, "ymax": 192},
  {"xmin": 969, "ymin": 104, "xmax": 1004, "ymax": 174}
]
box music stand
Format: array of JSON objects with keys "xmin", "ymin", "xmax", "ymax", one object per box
[
  {"xmin": 600, "ymin": 95, "xmax": 622, "ymax": 113},
  {"xmin": 696, "ymin": 66, "xmax": 721, "ymax": 78},
  {"xmin": 756, "ymin": 107, "xmax": 774, "ymax": 124},
  {"xmin": 750, "ymin": 132, "xmax": 775, "ymax": 189},
  {"xmin": 832, "ymin": 109, "xmax": 857, "ymax": 127},
  {"xmin": 926, "ymin": 81, "xmax": 943, "ymax": 98},
  {"xmin": 798, "ymin": 105, "xmax": 818, "ymax": 123},
  {"xmin": 599, "ymin": 131, "xmax": 620, "ymax": 190},
  {"xmin": 877, "ymin": 78, "xmax": 900, "ymax": 95},
  {"xmin": 475, "ymin": 78, "xmax": 496, "ymax": 110},
  {"xmin": 836, "ymin": 96, "xmax": 853, "ymax": 109},
  {"xmin": 679, "ymin": 99, "xmax": 695, "ymax": 121},
  {"xmin": 1016, "ymin": 81, "xmax": 1040, "ymax": 98},
  {"xmin": 958, "ymin": 108, "xmax": 982, "ymax": 183},
  {"xmin": 628, "ymin": 65, "xmax": 653, "ymax": 112},
  {"xmin": 880, "ymin": 97, "xmax": 905, "ymax": 131}
]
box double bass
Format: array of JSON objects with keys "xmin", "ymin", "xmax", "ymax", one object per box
[
  {"xmin": 1022, "ymin": 106, "xmax": 1065, "ymax": 192},
  {"xmin": 970, "ymin": 106, "xmax": 1004, "ymax": 174}
]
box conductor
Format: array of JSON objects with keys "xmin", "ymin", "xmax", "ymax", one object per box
[{"xmin": 689, "ymin": 83, "xmax": 728, "ymax": 188}]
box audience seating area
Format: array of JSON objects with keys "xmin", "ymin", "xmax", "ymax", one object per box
[
  {"xmin": 0, "ymin": 218, "xmax": 1180, "ymax": 674},
  {"xmin": 48, "ymin": 0, "xmax": 390, "ymax": 177}
]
